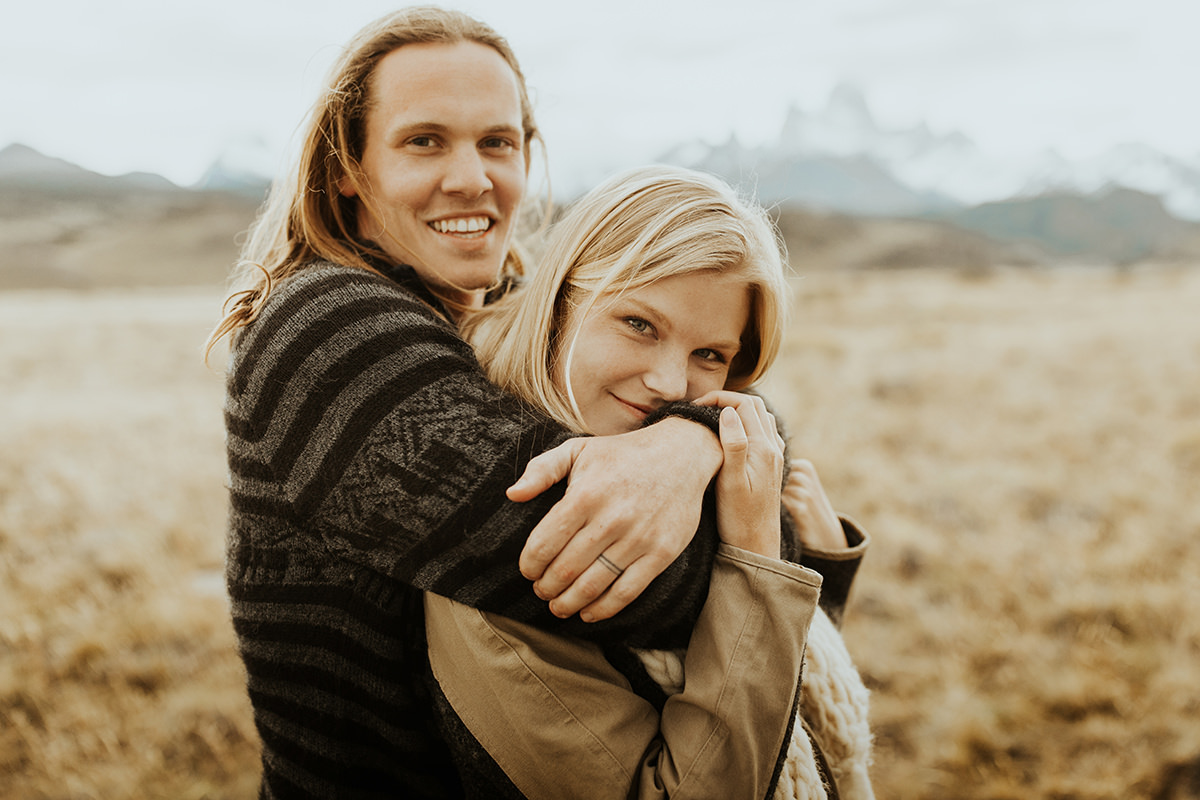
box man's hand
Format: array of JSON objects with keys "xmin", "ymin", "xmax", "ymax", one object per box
[{"xmin": 507, "ymin": 417, "xmax": 722, "ymax": 622}]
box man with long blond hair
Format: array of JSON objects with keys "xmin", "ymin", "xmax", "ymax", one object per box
[{"xmin": 210, "ymin": 8, "xmax": 753, "ymax": 798}]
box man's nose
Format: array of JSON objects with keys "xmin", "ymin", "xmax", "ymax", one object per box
[{"xmin": 441, "ymin": 147, "xmax": 492, "ymax": 198}]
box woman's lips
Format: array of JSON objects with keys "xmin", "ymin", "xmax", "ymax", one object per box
[{"xmin": 613, "ymin": 395, "xmax": 653, "ymax": 417}]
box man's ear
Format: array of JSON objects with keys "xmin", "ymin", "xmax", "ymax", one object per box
[{"xmin": 335, "ymin": 157, "xmax": 365, "ymax": 198}]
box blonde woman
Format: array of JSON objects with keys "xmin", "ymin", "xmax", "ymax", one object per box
[{"xmin": 426, "ymin": 166, "xmax": 874, "ymax": 799}]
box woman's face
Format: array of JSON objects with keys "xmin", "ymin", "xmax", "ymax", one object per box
[
  {"xmin": 343, "ymin": 41, "xmax": 528, "ymax": 309},
  {"xmin": 557, "ymin": 270, "xmax": 752, "ymax": 435}
]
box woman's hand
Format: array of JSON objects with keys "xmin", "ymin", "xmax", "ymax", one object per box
[
  {"xmin": 782, "ymin": 458, "xmax": 847, "ymax": 551},
  {"xmin": 697, "ymin": 391, "xmax": 784, "ymax": 559},
  {"xmin": 507, "ymin": 417, "xmax": 723, "ymax": 622}
]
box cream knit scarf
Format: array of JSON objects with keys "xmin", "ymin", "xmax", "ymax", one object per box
[{"xmin": 634, "ymin": 606, "xmax": 874, "ymax": 800}]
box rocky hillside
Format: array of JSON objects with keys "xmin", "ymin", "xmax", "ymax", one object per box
[{"xmin": 934, "ymin": 186, "xmax": 1200, "ymax": 264}]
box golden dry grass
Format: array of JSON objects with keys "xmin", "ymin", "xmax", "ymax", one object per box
[
  {"xmin": 768, "ymin": 264, "xmax": 1200, "ymax": 798},
  {"xmin": 0, "ymin": 289, "xmax": 259, "ymax": 799},
  {"xmin": 2, "ymin": 265, "xmax": 1198, "ymax": 798}
]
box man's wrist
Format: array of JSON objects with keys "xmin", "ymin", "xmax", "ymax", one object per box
[{"xmin": 653, "ymin": 416, "xmax": 723, "ymax": 476}]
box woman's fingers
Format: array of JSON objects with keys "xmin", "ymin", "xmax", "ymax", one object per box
[
  {"xmin": 710, "ymin": 393, "xmax": 784, "ymax": 557},
  {"xmin": 783, "ymin": 458, "xmax": 849, "ymax": 550},
  {"xmin": 719, "ymin": 405, "xmax": 749, "ymax": 464},
  {"xmin": 697, "ymin": 391, "xmax": 781, "ymax": 453}
]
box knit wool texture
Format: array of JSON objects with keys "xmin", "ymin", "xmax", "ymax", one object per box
[
  {"xmin": 634, "ymin": 602, "xmax": 874, "ymax": 800},
  {"xmin": 224, "ymin": 261, "xmax": 720, "ymax": 799}
]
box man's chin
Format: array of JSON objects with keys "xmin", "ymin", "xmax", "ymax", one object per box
[{"xmin": 410, "ymin": 256, "xmax": 504, "ymax": 291}]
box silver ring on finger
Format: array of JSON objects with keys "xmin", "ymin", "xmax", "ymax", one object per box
[{"xmin": 596, "ymin": 553, "xmax": 625, "ymax": 577}]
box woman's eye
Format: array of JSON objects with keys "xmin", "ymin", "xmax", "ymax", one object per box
[
  {"xmin": 408, "ymin": 136, "xmax": 437, "ymax": 148},
  {"xmin": 695, "ymin": 349, "xmax": 726, "ymax": 363},
  {"xmin": 482, "ymin": 137, "xmax": 516, "ymax": 151},
  {"xmin": 625, "ymin": 317, "xmax": 651, "ymax": 334}
]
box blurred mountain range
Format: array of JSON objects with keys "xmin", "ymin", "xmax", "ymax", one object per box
[
  {"xmin": 2, "ymin": 121, "xmax": 1199, "ymax": 290},
  {"xmin": 663, "ymin": 83, "xmax": 1200, "ymax": 221},
  {"xmin": 0, "ymin": 143, "xmax": 264, "ymax": 289},
  {"xmin": 662, "ymin": 84, "xmax": 1200, "ymax": 264}
]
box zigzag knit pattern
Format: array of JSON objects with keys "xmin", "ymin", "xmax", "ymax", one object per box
[{"xmin": 224, "ymin": 261, "xmax": 720, "ymax": 799}]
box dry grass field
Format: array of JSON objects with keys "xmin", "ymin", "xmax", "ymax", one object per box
[{"xmin": 2, "ymin": 262, "xmax": 1199, "ymax": 798}]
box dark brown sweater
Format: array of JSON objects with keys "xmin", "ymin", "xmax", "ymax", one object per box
[{"xmin": 223, "ymin": 261, "xmax": 724, "ymax": 798}]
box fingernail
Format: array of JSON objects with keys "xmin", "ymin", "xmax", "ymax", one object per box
[{"xmin": 580, "ymin": 612, "xmax": 594, "ymax": 623}]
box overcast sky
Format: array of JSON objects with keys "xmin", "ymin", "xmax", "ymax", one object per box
[{"xmin": 3, "ymin": 0, "xmax": 1196, "ymax": 190}]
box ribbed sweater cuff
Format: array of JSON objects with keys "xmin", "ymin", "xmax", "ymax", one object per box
[{"xmin": 641, "ymin": 401, "xmax": 722, "ymax": 435}]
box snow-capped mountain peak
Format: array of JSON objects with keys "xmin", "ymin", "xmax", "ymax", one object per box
[{"xmin": 668, "ymin": 85, "xmax": 1200, "ymax": 220}]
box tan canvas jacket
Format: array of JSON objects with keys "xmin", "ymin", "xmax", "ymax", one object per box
[{"xmin": 426, "ymin": 544, "xmax": 824, "ymax": 799}]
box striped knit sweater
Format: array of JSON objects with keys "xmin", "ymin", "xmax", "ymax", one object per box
[{"xmin": 223, "ymin": 261, "xmax": 721, "ymax": 799}]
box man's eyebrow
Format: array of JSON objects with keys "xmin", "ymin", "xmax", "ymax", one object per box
[
  {"xmin": 382, "ymin": 122, "xmax": 447, "ymax": 145},
  {"xmin": 383, "ymin": 122, "xmax": 523, "ymax": 145}
]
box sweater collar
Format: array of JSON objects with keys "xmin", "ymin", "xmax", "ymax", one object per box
[
  {"xmin": 367, "ymin": 257, "xmax": 521, "ymax": 315},
  {"xmin": 370, "ymin": 259, "xmax": 452, "ymax": 317}
]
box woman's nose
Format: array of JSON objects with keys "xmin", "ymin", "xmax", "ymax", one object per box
[{"xmin": 643, "ymin": 354, "xmax": 689, "ymax": 402}]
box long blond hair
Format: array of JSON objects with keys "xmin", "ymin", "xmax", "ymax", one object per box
[
  {"xmin": 206, "ymin": 6, "xmax": 540, "ymax": 358},
  {"xmin": 464, "ymin": 165, "xmax": 791, "ymax": 432}
]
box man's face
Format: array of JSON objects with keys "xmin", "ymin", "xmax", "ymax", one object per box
[{"xmin": 343, "ymin": 41, "xmax": 528, "ymax": 309}]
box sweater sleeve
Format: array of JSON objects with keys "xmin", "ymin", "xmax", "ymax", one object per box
[
  {"xmin": 798, "ymin": 516, "xmax": 870, "ymax": 626},
  {"xmin": 224, "ymin": 263, "xmax": 716, "ymax": 648},
  {"xmin": 425, "ymin": 544, "xmax": 823, "ymax": 800}
]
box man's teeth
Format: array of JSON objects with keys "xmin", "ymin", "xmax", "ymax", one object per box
[{"xmin": 431, "ymin": 217, "xmax": 491, "ymax": 234}]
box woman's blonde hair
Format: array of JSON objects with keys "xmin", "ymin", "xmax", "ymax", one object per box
[
  {"xmin": 206, "ymin": 6, "xmax": 540, "ymax": 357},
  {"xmin": 465, "ymin": 165, "xmax": 791, "ymax": 432}
]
